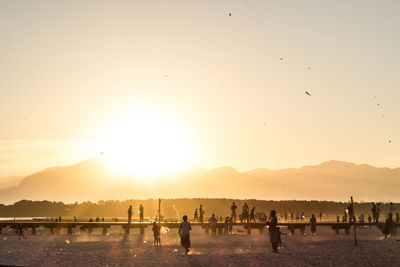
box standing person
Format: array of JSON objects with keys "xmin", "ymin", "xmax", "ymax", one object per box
[
  {"xmin": 178, "ymin": 215, "xmax": 192, "ymax": 255},
  {"xmin": 231, "ymin": 202, "xmax": 238, "ymax": 223},
  {"xmin": 376, "ymin": 203, "xmax": 381, "ymax": 223},
  {"xmin": 371, "ymin": 203, "xmax": 377, "ymax": 223},
  {"xmin": 139, "ymin": 204, "xmax": 144, "ymax": 223},
  {"xmin": 290, "ymin": 212, "xmax": 294, "ymax": 222},
  {"xmin": 199, "ymin": 205, "xmax": 205, "ymax": 223},
  {"xmin": 319, "ymin": 212, "xmax": 323, "ymax": 221},
  {"xmin": 242, "ymin": 203, "xmax": 249, "ymax": 223},
  {"xmin": 368, "ymin": 214, "xmax": 372, "ymax": 227},
  {"xmin": 152, "ymin": 221, "xmax": 161, "ymax": 246},
  {"xmin": 268, "ymin": 210, "xmax": 279, "ymax": 253},
  {"xmin": 193, "ymin": 209, "xmax": 199, "ymax": 222},
  {"xmin": 128, "ymin": 205, "xmax": 133, "ymax": 223},
  {"xmin": 250, "ymin": 207, "xmax": 256, "ymax": 223},
  {"xmin": 309, "ymin": 214, "xmax": 317, "ymax": 235},
  {"xmin": 224, "ymin": 217, "xmax": 229, "ymax": 235},
  {"xmin": 209, "ymin": 214, "xmax": 218, "ymax": 236},
  {"xmin": 388, "ymin": 202, "xmax": 395, "ymax": 221},
  {"xmin": 300, "ymin": 212, "xmax": 305, "ymax": 222}
]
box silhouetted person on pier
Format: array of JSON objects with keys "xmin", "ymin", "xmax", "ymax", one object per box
[
  {"xmin": 101, "ymin": 217, "xmax": 104, "ymax": 222},
  {"xmin": 242, "ymin": 203, "xmax": 249, "ymax": 223},
  {"xmin": 89, "ymin": 218, "xmax": 93, "ymax": 222},
  {"xmin": 128, "ymin": 205, "xmax": 133, "ymax": 223},
  {"xmin": 290, "ymin": 212, "xmax": 294, "ymax": 222},
  {"xmin": 376, "ymin": 203, "xmax": 381, "ymax": 223},
  {"xmin": 178, "ymin": 215, "xmax": 192, "ymax": 255},
  {"xmin": 250, "ymin": 207, "xmax": 256, "ymax": 223},
  {"xmin": 193, "ymin": 209, "xmax": 198, "ymax": 222},
  {"xmin": 268, "ymin": 210, "xmax": 279, "ymax": 253},
  {"xmin": 371, "ymin": 203, "xmax": 377, "ymax": 223},
  {"xmin": 139, "ymin": 204, "xmax": 144, "ymax": 223},
  {"xmin": 300, "ymin": 212, "xmax": 305, "ymax": 222},
  {"xmin": 152, "ymin": 221, "xmax": 161, "ymax": 246},
  {"xmin": 74, "ymin": 216, "xmax": 77, "ymax": 222},
  {"xmin": 199, "ymin": 205, "xmax": 205, "ymax": 223},
  {"xmin": 388, "ymin": 202, "xmax": 395, "ymax": 221},
  {"xmin": 209, "ymin": 214, "xmax": 217, "ymax": 236},
  {"xmin": 319, "ymin": 212, "xmax": 323, "ymax": 221},
  {"xmin": 337, "ymin": 216, "xmax": 340, "ymax": 223},
  {"xmin": 59, "ymin": 216, "xmax": 62, "ymax": 222},
  {"xmin": 95, "ymin": 217, "xmax": 100, "ymax": 222},
  {"xmin": 284, "ymin": 212, "xmax": 287, "ymax": 221},
  {"xmin": 309, "ymin": 214, "xmax": 317, "ymax": 235},
  {"xmin": 231, "ymin": 202, "xmax": 237, "ymax": 222}
]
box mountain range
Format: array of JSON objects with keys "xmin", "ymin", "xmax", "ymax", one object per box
[{"xmin": 0, "ymin": 158, "xmax": 399, "ymax": 204}]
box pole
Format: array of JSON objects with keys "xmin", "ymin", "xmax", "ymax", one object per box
[{"xmin": 351, "ymin": 196, "xmax": 357, "ymax": 246}]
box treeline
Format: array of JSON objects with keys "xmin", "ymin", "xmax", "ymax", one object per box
[{"xmin": 0, "ymin": 199, "xmax": 396, "ymax": 220}]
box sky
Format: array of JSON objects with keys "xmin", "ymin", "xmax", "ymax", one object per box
[{"xmin": 1, "ymin": 0, "xmax": 400, "ymax": 177}]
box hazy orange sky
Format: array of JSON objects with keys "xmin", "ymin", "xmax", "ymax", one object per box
[{"xmin": 1, "ymin": 0, "xmax": 400, "ymax": 177}]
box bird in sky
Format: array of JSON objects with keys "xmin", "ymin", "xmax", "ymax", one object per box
[{"xmin": 305, "ymin": 91, "xmax": 311, "ymax": 96}]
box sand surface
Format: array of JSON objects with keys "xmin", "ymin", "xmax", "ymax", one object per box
[{"xmin": 0, "ymin": 225, "xmax": 399, "ymax": 266}]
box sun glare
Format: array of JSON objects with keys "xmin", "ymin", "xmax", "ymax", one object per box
[{"xmin": 94, "ymin": 107, "xmax": 195, "ymax": 178}]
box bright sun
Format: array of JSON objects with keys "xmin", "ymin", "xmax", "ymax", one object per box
[{"xmin": 94, "ymin": 107, "xmax": 196, "ymax": 178}]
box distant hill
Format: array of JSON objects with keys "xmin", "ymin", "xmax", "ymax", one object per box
[{"xmin": 0, "ymin": 158, "xmax": 399, "ymax": 204}]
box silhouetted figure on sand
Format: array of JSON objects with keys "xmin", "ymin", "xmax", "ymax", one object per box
[
  {"xmin": 128, "ymin": 205, "xmax": 133, "ymax": 223},
  {"xmin": 199, "ymin": 205, "xmax": 205, "ymax": 223},
  {"xmin": 310, "ymin": 214, "xmax": 317, "ymax": 235},
  {"xmin": 383, "ymin": 218, "xmax": 392, "ymax": 238},
  {"xmin": 193, "ymin": 209, "xmax": 198, "ymax": 222},
  {"xmin": 152, "ymin": 221, "xmax": 161, "ymax": 246},
  {"xmin": 268, "ymin": 210, "xmax": 279, "ymax": 253},
  {"xmin": 224, "ymin": 217, "xmax": 229, "ymax": 234},
  {"xmin": 139, "ymin": 204, "xmax": 144, "ymax": 223},
  {"xmin": 209, "ymin": 214, "xmax": 217, "ymax": 236},
  {"xmin": 368, "ymin": 214, "xmax": 372, "ymax": 227},
  {"xmin": 178, "ymin": 215, "xmax": 192, "ymax": 255},
  {"xmin": 231, "ymin": 202, "xmax": 237, "ymax": 222},
  {"xmin": 17, "ymin": 224, "xmax": 26, "ymax": 240},
  {"xmin": 250, "ymin": 207, "xmax": 256, "ymax": 223}
]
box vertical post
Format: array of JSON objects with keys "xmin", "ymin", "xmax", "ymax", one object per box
[{"xmin": 351, "ymin": 196, "xmax": 357, "ymax": 246}]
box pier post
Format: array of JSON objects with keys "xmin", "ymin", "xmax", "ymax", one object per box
[
  {"xmin": 31, "ymin": 227, "xmax": 36, "ymax": 235},
  {"xmin": 345, "ymin": 227, "xmax": 350, "ymax": 235},
  {"xmin": 68, "ymin": 227, "xmax": 73, "ymax": 235},
  {"xmin": 102, "ymin": 227, "xmax": 107, "ymax": 235},
  {"xmin": 50, "ymin": 228, "xmax": 55, "ymax": 235},
  {"xmin": 140, "ymin": 226, "xmax": 144, "ymax": 235}
]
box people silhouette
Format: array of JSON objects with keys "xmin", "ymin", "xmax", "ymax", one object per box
[
  {"xmin": 128, "ymin": 205, "xmax": 133, "ymax": 223},
  {"xmin": 152, "ymin": 221, "xmax": 161, "ymax": 246},
  {"xmin": 178, "ymin": 215, "xmax": 192, "ymax": 254},
  {"xmin": 231, "ymin": 202, "xmax": 237, "ymax": 223},
  {"xmin": 268, "ymin": 210, "xmax": 279, "ymax": 253},
  {"xmin": 209, "ymin": 214, "xmax": 218, "ymax": 236},
  {"xmin": 193, "ymin": 209, "xmax": 198, "ymax": 222},
  {"xmin": 310, "ymin": 214, "xmax": 317, "ymax": 235},
  {"xmin": 139, "ymin": 204, "xmax": 144, "ymax": 223}
]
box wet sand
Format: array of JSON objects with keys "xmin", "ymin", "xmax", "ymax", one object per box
[{"xmin": 0, "ymin": 226, "xmax": 399, "ymax": 266}]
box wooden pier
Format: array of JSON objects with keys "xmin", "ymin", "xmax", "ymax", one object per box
[{"xmin": 0, "ymin": 221, "xmax": 383, "ymax": 236}]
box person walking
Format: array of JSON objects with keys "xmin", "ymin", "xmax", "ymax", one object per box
[
  {"xmin": 193, "ymin": 209, "xmax": 199, "ymax": 222},
  {"xmin": 209, "ymin": 214, "xmax": 218, "ymax": 236},
  {"xmin": 268, "ymin": 210, "xmax": 279, "ymax": 253},
  {"xmin": 178, "ymin": 215, "xmax": 192, "ymax": 254},
  {"xmin": 309, "ymin": 214, "xmax": 317, "ymax": 235}
]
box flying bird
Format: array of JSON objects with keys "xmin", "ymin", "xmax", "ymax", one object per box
[
  {"xmin": 305, "ymin": 91, "xmax": 311, "ymax": 96},
  {"xmin": 280, "ymin": 57, "xmax": 283, "ymax": 60},
  {"xmin": 228, "ymin": 12, "xmax": 231, "ymax": 16}
]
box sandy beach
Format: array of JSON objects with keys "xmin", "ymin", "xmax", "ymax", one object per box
[{"xmin": 0, "ymin": 225, "xmax": 399, "ymax": 266}]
